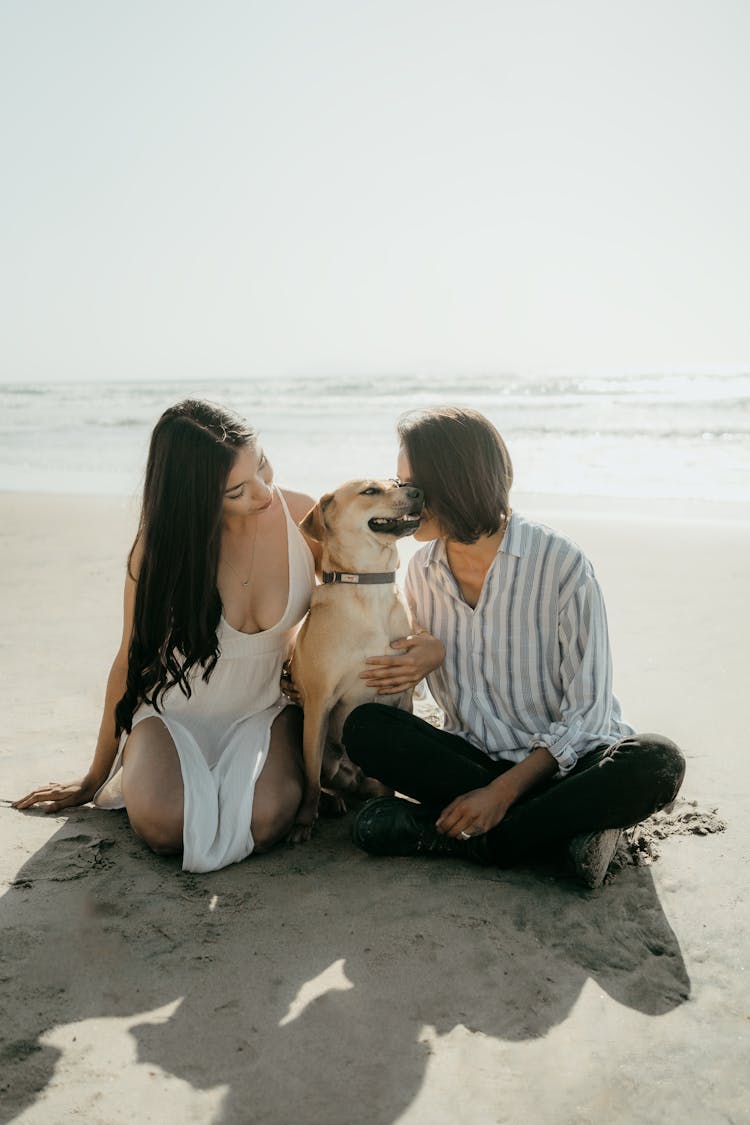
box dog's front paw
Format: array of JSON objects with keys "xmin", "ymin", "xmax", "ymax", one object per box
[
  {"xmin": 287, "ymin": 819, "xmax": 315, "ymax": 844},
  {"xmin": 288, "ymin": 793, "xmax": 320, "ymax": 844}
]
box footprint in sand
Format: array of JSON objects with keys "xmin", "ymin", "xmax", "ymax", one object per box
[{"xmin": 11, "ymin": 833, "xmax": 115, "ymax": 886}]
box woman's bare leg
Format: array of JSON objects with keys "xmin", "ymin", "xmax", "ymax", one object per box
[
  {"xmin": 251, "ymin": 706, "xmax": 305, "ymax": 852},
  {"xmin": 121, "ymin": 717, "xmax": 184, "ymax": 855},
  {"xmin": 122, "ymin": 707, "xmax": 304, "ymax": 858}
]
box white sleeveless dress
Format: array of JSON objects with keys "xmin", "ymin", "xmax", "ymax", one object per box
[{"xmin": 94, "ymin": 489, "xmax": 315, "ymax": 873}]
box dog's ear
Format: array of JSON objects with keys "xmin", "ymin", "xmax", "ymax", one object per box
[{"xmin": 299, "ymin": 493, "xmax": 333, "ymax": 542}]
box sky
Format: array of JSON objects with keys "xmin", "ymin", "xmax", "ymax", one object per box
[{"xmin": 1, "ymin": 0, "xmax": 749, "ymax": 383}]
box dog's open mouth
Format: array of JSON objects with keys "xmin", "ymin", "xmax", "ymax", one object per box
[{"xmin": 368, "ymin": 512, "xmax": 422, "ymax": 537}]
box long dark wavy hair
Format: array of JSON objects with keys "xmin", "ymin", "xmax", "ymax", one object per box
[{"xmin": 115, "ymin": 400, "xmax": 256, "ymax": 735}]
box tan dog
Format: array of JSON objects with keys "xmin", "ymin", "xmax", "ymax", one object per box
[{"xmin": 289, "ymin": 478, "xmax": 424, "ymax": 841}]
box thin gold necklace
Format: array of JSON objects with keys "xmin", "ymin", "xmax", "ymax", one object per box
[{"xmin": 221, "ymin": 520, "xmax": 259, "ymax": 587}]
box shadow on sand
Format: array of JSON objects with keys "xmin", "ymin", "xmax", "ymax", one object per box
[{"xmin": 1, "ymin": 807, "xmax": 690, "ymax": 1123}]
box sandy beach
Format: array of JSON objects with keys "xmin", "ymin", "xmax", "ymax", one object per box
[{"xmin": 1, "ymin": 489, "xmax": 748, "ymax": 1125}]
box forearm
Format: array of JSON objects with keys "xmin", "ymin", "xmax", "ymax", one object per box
[
  {"xmin": 88, "ymin": 660, "xmax": 128, "ymax": 785},
  {"xmin": 435, "ymin": 746, "xmax": 559, "ymax": 837},
  {"xmin": 487, "ymin": 746, "xmax": 558, "ymax": 811}
]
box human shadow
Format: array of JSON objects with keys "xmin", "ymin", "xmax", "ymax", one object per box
[{"xmin": 1, "ymin": 807, "xmax": 690, "ymax": 1124}]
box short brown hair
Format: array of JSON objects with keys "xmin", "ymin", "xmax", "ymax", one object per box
[{"xmin": 397, "ymin": 406, "xmax": 513, "ymax": 543}]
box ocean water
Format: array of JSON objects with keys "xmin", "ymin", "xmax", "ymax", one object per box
[{"xmin": 1, "ymin": 373, "xmax": 748, "ymax": 505}]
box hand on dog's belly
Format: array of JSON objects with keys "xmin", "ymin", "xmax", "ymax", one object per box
[{"xmin": 361, "ymin": 629, "xmax": 445, "ymax": 695}]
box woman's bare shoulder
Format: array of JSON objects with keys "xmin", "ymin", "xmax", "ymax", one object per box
[{"xmin": 279, "ymin": 488, "xmax": 315, "ymax": 524}]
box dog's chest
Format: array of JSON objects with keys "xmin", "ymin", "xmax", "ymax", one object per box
[
  {"xmin": 333, "ymin": 587, "xmax": 405, "ymax": 639},
  {"xmin": 297, "ymin": 586, "xmax": 410, "ymax": 683}
]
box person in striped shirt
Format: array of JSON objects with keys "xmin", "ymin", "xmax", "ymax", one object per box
[{"xmin": 344, "ymin": 406, "xmax": 685, "ymax": 887}]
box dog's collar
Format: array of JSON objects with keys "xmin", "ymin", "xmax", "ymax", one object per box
[{"xmin": 322, "ymin": 570, "xmax": 397, "ymax": 585}]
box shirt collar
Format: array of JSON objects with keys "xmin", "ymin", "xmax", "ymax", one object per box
[
  {"xmin": 500, "ymin": 511, "xmax": 523, "ymax": 558},
  {"xmin": 421, "ymin": 510, "xmax": 523, "ymax": 567}
]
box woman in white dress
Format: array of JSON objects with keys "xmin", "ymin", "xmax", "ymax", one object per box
[{"xmin": 14, "ymin": 400, "xmax": 319, "ymax": 872}]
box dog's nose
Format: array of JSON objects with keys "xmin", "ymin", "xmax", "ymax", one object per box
[{"xmin": 404, "ymin": 486, "xmax": 423, "ymax": 502}]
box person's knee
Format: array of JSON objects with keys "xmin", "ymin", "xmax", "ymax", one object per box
[
  {"xmin": 252, "ymin": 776, "xmax": 303, "ymax": 851},
  {"xmin": 122, "ymin": 720, "xmax": 183, "ymax": 853},
  {"xmin": 128, "ymin": 803, "xmax": 183, "ymax": 855},
  {"xmin": 252, "ymin": 798, "xmax": 295, "ymax": 852},
  {"xmin": 620, "ymin": 733, "xmax": 686, "ymax": 805},
  {"xmin": 644, "ymin": 734, "xmax": 686, "ymax": 800},
  {"xmin": 342, "ymin": 703, "xmax": 397, "ymax": 765}
]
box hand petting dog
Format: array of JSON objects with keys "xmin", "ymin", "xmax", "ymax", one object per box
[{"xmin": 360, "ymin": 629, "xmax": 444, "ymax": 695}]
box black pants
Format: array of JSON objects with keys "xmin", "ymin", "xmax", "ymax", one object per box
[{"xmin": 343, "ymin": 704, "xmax": 686, "ymax": 866}]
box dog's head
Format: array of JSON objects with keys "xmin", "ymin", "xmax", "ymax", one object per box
[{"xmin": 300, "ymin": 479, "xmax": 424, "ymax": 550}]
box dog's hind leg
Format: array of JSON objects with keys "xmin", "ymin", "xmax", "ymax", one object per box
[{"xmin": 323, "ymin": 742, "xmax": 394, "ymax": 801}]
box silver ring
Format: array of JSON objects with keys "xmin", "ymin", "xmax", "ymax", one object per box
[{"xmin": 459, "ymin": 830, "xmax": 471, "ymax": 840}]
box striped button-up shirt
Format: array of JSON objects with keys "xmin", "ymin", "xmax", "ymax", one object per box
[{"xmin": 405, "ymin": 511, "xmax": 634, "ymax": 775}]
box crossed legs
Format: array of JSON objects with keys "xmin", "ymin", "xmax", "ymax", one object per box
[{"xmin": 343, "ymin": 704, "xmax": 686, "ymax": 866}]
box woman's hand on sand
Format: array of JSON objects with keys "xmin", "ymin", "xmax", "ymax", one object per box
[
  {"xmin": 13, "ymin": 776, "xmax": 101, "ymax": 814},
  {"xmin": 361, "ymin": 630, "xmax": 445, "ymax": 695},
  {"xmin": 436, "ymin": 785, "xmax": 511, "ymax": 838}
]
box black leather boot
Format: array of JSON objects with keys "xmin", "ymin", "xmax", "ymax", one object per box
[{"xmin": 352, "ymin": 796, "xmax": 492, "ymax": 866}]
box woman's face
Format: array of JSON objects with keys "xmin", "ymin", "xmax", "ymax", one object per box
[
  {"xmin": 223, "ymin": 442, "xmax": 275, "ymax": 517},
  {"xmin": 396, "ymin": 447, "xmax": 443, "ymax": 541}
]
